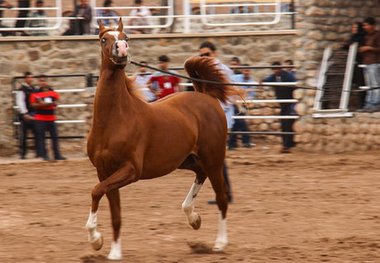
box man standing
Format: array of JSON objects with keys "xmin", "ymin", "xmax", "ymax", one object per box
[
  {"xmin": 134, "ymin": 61, "xmax": 156, "ymax": 102},
  {"xmin": 262, "ymin": 61, "xmax": 297, "ymax": 153},
  {"xmin": 229, "ymin": 63, "xmax": 254, "ymax": 149},
  {"xmin": 30, "ymin": 76, "xmax": 66, "ymax": 161},
  {"xmin": 359, "ymin": 17, "xmax": 380, "ymax": 112},
  {"xmin": 198, "ymin": 41, "xmax": 233, "ymax": 204},
  {"xmin": 16, "ymin": 71, "xmax": 37, "ymax": 159},
  {"xmin": 148, "ymin": 55, "xmax": 180, "ymax": 99}
]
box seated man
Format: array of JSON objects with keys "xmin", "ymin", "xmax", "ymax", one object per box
[{"xmin": 127, "ymin": 0, "xmax": 152, "ymax": 34}]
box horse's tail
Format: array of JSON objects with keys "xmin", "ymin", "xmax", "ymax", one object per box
[{"xmin": 184, "ymin": 56, "xmax": 243, "ymax": 103}]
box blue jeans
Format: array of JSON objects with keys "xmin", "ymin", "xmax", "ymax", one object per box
[{"xmin": 364, "ymin": 64, "xmax": 380, "ymax": 108}]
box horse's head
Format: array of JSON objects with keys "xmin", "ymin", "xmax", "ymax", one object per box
[{"xmin": 98, "ymin": 18, "xmax": 130, "ymax": 67}]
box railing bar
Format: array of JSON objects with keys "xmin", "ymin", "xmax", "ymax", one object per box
[
  {"xmin": 236, "ymin": 99, "xmax": 298, "ymax": 103},
  {"xmin": 233, "ymin": 116, "xmax": 299, "ymax": 119}
]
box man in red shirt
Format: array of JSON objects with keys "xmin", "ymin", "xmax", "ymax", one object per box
[
  {"xmin": 30, "ymin": 75, "xmax": 66, "ymax": 161},
  {"xmin": 148, "ymin": 55, "xmax": 180, "ymax": 100}
]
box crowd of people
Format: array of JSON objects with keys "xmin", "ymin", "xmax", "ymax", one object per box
[{"xmin": 0, "ymin": 0, "xmax": 154, "ymax": 36}]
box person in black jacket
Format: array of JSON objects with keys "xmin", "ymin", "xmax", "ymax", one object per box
[
  {"xmin": 15, "ymin": 71, "xmax": 37, "ymax": 159},
  {"xmin": 262, "ymin": 61, "xmax": 297, "ymax": 153}
]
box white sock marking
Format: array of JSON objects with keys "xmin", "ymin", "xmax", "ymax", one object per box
[
  {"xmin": 108, "ymin": 238, "xmax": 122, "ymax": 260},
  {"xmin": 182, "ymin": 182, "xmax": 202, "ymax": 224}
]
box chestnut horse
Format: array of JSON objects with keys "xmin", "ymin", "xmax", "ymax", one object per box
[{"xmin": 86, "ymin": 19, "xmax": 234, "ymax": 260}]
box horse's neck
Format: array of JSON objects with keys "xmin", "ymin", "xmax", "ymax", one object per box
[{"xmin": 94, "ymin": 68, "xmax": 133, "ymax": 122}]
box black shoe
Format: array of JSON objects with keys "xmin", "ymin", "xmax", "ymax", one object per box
[
  {"xmin": 280, "ymin": 148, "xmax": 291, "ymax": 153},
  {"xmin": 55, "ymin": 156, "xmax": 67, "ymax": 161},
  {"xmin": 20, "ymin": 156, "xmax": 26, "ymax": 160}
]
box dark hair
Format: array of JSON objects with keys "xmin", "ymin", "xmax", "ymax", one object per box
[
  {"xmin": 230, "ymin": 56, "xmax": 240, "ymax": 63},
  {"xmin": 103, "ymin": 0, "xmax": 113, "ymax": 7},
  {"xmin": 364, "ymin": 17, "xmax": 376, "ymax": 26},
  {"xmin": 158, "ymin": 55, "xmax": 169, "ymax": 62},
  {"xmin": 24, "ymin": 71, "xmax": 32, "ymax": 77},
  {"xmin": 36, "ymin": 0, "xmax": 44, "ymax": 5},
  {"xmin": 284, "ymin": 59, "xmax": 293, "ymax": 65},
  {"xmin": 241, "ymin": 63, "xmax": 249, "ymax": 67},
  {"xmin": 199, "ymin": 41, "xmax": 216, "ymax": 51},
  {"xmin": 271, "ymin": 61, "xmax": 282, "ymax": 66},
  {"xmin": 135, "ymin": 0, "xmax": 142, "ymax": 4}
]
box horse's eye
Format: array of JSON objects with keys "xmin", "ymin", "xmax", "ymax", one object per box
[{"xmin": 101, "ymin": 38, "xmax": 106, "ymax": 44}]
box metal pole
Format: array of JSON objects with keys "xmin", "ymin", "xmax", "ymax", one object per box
[{"xmin": 290, "ymin": 0, "xmax": 295, "ymax": 29}]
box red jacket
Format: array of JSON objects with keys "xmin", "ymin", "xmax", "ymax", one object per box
[{"xmin": 30, "ymin": 90, "xmax": 59, "ymax": 121}]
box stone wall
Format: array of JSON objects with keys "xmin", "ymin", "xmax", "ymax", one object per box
[
  {"xmin": 294, "ymin": 0, "xmax": 380, "ymax": 152},
  {"xmin": 0, "ymin": 32, "xmax": 296, "ymax": 156}
]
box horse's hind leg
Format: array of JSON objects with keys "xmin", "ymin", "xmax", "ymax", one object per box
[{"xmin": 207, "ymin": 165, "xmax": 229, "ymax": 252}]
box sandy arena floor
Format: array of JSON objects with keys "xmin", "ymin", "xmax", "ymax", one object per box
[{"xmin": 0, "ymin": 147, "xmax": 379, "ymax": 263}]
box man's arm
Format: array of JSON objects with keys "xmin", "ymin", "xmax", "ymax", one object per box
[{"xmin": 15, "ymin": 90, "xmax": 28, "ymax": 114}]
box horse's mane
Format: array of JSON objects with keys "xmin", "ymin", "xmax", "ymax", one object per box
[{"xmin": 184, "ymin": 56, "xmax": 241, "ymax": 103}]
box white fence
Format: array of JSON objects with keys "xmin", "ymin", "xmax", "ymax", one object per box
[{"xmin": 0, "ymin": 0, "xmax": 295, "ymax": 36}]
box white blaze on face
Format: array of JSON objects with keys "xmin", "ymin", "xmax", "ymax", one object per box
[{"xmin": 108, "ymin": 31, "xmax": 129, "ymax": 57}]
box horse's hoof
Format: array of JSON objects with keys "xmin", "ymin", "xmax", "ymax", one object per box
[
  {"xmin": 212, "ymin": 240, "xmax": 228, "ymax": 252},
  {"xmin": 190, "ymin": 214, "xmax": 201, "ymax": 230},
  {"xmin": 107, "ymin": 251, "xmax": 122, "ymax": 261},
  {"xmin": 90, "ymin": 233, "xmax": 103, "ymax": 251}
]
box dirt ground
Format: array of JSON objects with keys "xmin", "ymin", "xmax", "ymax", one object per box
[{"xmin": 0, "ymin": 146, "xmax": 379, "ymax": 263}]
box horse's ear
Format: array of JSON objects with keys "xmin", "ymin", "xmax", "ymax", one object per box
[
  {"xmin": 117, "ymin": 18, "xmax": 124, "ymax": 32},
  {"xmin": 98, "ymin": 20, "xmax": 105, "ymax": 35}
]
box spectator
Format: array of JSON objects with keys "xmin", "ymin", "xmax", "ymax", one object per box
[
  {"xmin": 261, "ymin": 61, "xmax": 297, "ymax": 153},
  {"xmin": 127, "ymin": 0, "xmax": 152, "ymax": 34},
  {"xmin": 230, "ymin": 4, "xmax": 250, "ymax": 14},
  {"xmin": 0, "ymin": 0, "xmax": 14, "ymax": 36},
  {"xmin": 283, "ymin": 59, "xmax": 296, "ymax": 77},
  {"xmin": 15, "ymin": 0, "xmax": 30, "ymax": 29},
  {"xmin": 230, "ymin": 56, "xmax": 242, "ymax": 74},
  {"xmin": 25, "ymin": 0, "xmax": 47, "ymax": 36},
  {"xmin": 229, "ymin": 63, "xmax": 255, "ymax": 149},
  {"xmin": 73, "ymin": 0, "xmax": 92, "ymax": 35},
  {"xmin": 343, "ymin": 22, "xmax": 366, "ymax": 110},
  {"xmin": 198, "ymin": 41, "xmax": 233, "ymax": 204},
  {"xmin": 96, "ymin": 0, "xmax": 118, "ymax": 28},
  {"xmin": 30, "ymin": 75, "xmax": 66, "ymax": 161},
  {"xmin": 15, "ymin": 71, "xmax": 38, "ymax": 159},
  {"xmin": 148, "ymin": 55, "xmax": 180, "ymax": 99},
  {"xmin": 358, "ymin": 17, "xmax": 380, "ymax": 112},
  {"xmin": 134, "ymin": 61, "xmax": 156, "ymax": 102}
]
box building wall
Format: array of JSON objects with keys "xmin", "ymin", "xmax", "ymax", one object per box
[{"xmin": 294, "ymin": 0, "xmax": 380, "ymax": 152}]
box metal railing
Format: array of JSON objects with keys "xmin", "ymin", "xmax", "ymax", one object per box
[
  {"xmin": 0, "ymin": 0, "xmax": 63, "ymax": 33},
  {"xmin": 0, "ymin": 0, "xmax": 295, "ymax": 36},
  {"xmin": 11, "ymin": 73, "xmax": 95, "ymax": 140}
]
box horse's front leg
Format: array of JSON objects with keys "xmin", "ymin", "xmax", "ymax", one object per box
[{"xmin": 86, "ymin": 163, "xmax": 139, "ymax": 261}]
